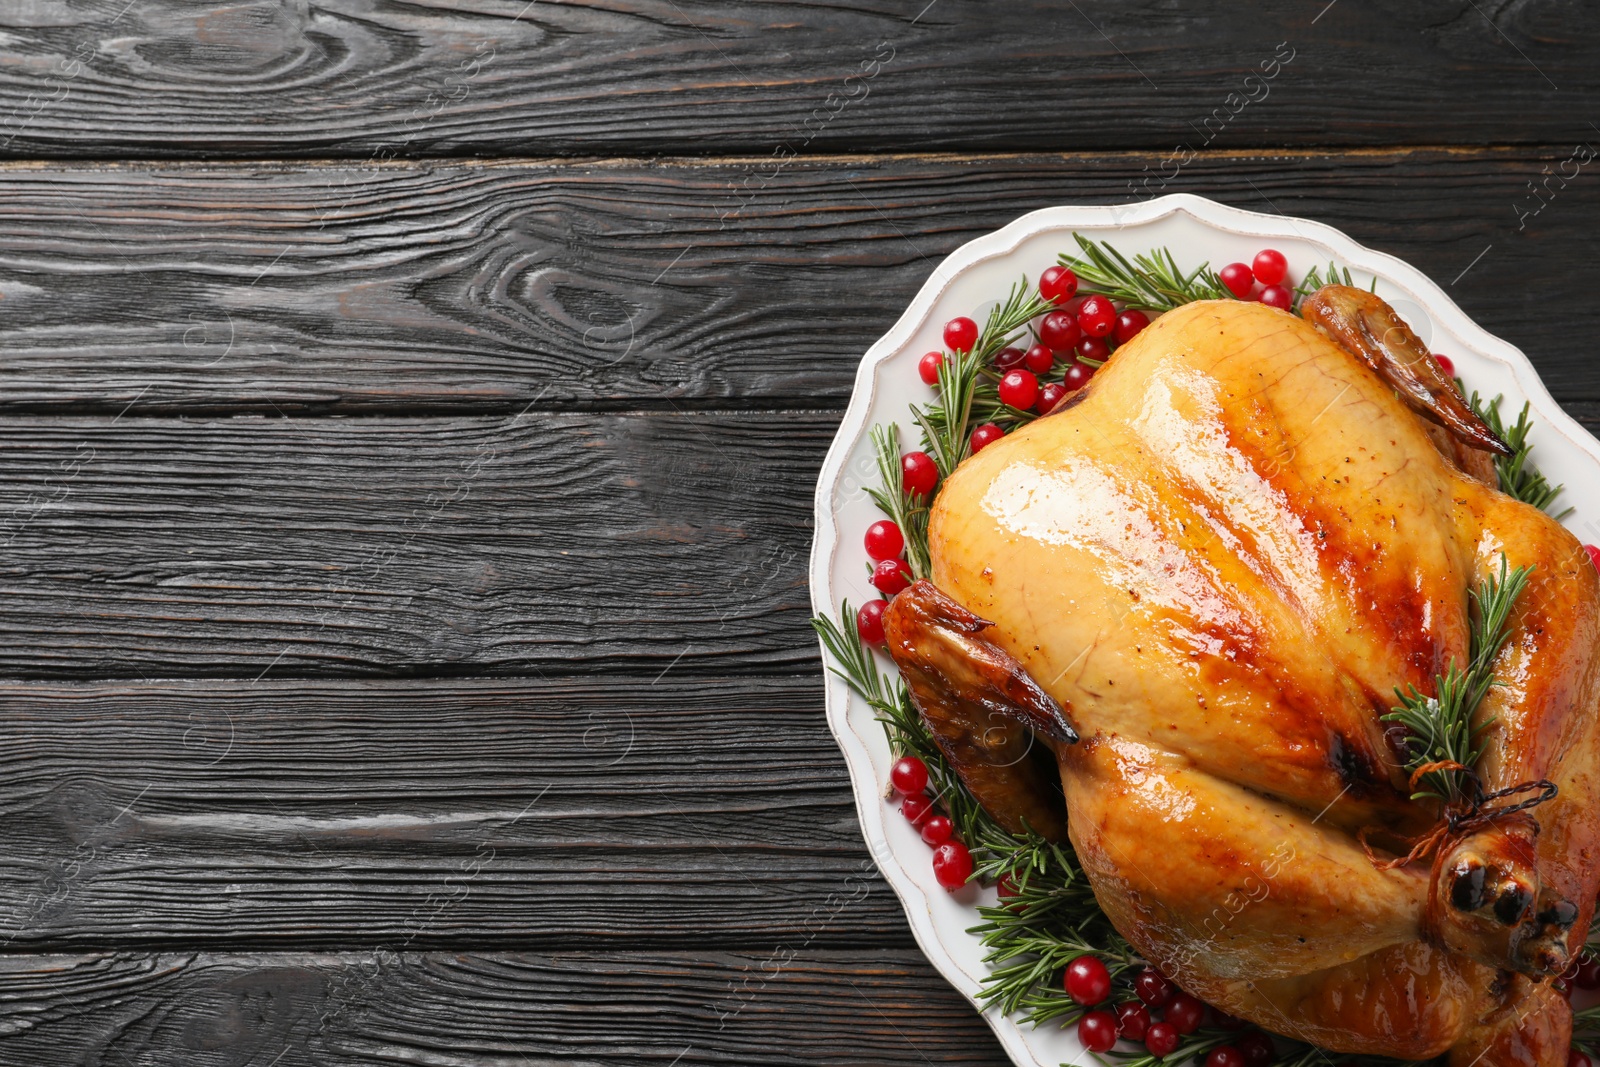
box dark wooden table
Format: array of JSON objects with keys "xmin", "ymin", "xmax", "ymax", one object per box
[{"xmin": 0, "ymin": 3, "xmax": 1595, "ymax": 1064}]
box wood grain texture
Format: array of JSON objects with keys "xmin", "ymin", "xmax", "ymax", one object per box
[
  {"xmin": 0, "ymin": 151, "xmax": 1597, "ymax": 414},
  {"xmin": 0, "ymin": 2, "xmax": 1593, "ymax": 157},
  {"xmin": 0, "ymin": 678, "xmax": 914, "ymax": 947},
  {"xmin": 0, "ymin": 9, "xmax": 1596, "ymax": 1055},
  {"xmin": 0, "ymin": 412, "xmax": 825, "ymax": 679},
  {"xmin": 0, "ymin": 949, "xmax": 1008, "ymax": 1065},
  {"xmin": 0, "ymin": 387, "xmax": 1593, "ymax": 684}
]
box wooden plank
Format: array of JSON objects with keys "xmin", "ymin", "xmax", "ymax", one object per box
[
  {"xmin": 0, "ymin": 411, "xmax": 826, "ymax": 679},
  {"xmin": 0, "ymin": 948, "xmax": 1008, "ymax": 1064},
  {"xmin": 0, "ymin": 3, "xmax": 1590, "ymax": 157},
  {"xmin": 0, "ymin": 381, "xmax": 1592, "ymax": 685},
  {"xmin": 0, "ymin": 677, "xmax": 920, "ymax": 947},
  {"xmin": 0, "ymin": 152, "xmax": 1597, "ymax": 413}
]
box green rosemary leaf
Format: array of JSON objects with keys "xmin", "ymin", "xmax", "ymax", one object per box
[
  {"xmin": 914, "ymin": 277, "xmax": 1050, "ymax": 480},
  {"xmin": 1470, "ymin": 554, "xmax": 1533, "ymax": 673},
  {"xmin": 974, "ymin": 278, "xmax": 1057, "ymax": 364},
  {"xmin": 1061, "ymin": 234, "xmax": 1227, "ymax": 311},
  {"xmin": 915, "ymin": 350, "xmax": 982, "ymax": 479},
  {"xmin": 810, "ymin": 603, "xmax": 898, "ymax": 719},
  {"xmin": 1382, "ymin": 554, "xmax": 1532, "ymax": 804},
  {"xmin": 1096, "ymin": 1029, "xmax": 1236, "ymax": 1067},
  {"xmin": 863, "ymin": 423, "xmax": 932, "ymax": 580},
  {"xmin": 1290, "ymin": 260, "xmax": 1356, "ymax": 312},
  {"xmin": 1574, "ymin": 1003, "xmax": 1600, "ymax": 1055},
  {"xmin": 1464, "ymin": 390, "xmax": 1570, "ymax": 517}
]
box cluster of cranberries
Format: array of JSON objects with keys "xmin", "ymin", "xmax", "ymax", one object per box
[
  {"xmin": 1217, "ymin": 248, "xmax": 1295, "ymax": 310},
  {"xmin": 918, "ymin": 265, "xmax": 1151, "ymax": 444},
  {"xmin": 889, "ymin": 754, "xmax": 974, "ymax": 890},
  {"xmin": 1067, "ymin": 960, "xmax": 1273, "ymax": 1064},
  {"xmin": 856, "ymin": 517, "xmax": 910, "ymax": 644}
]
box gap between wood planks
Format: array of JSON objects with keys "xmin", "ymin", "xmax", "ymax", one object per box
[{"xmin": 0, "ymin": 145, "xmax": 1576, "ymax": 172}]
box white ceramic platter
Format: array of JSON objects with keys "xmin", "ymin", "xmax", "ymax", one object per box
[{"xmin": 806, "ymin": 193, "xmax": 1600, "ymax": 1067}]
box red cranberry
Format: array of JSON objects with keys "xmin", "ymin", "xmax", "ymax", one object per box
[
  {"xmin": 1114, "ymin": 309, "xmax": 1150, "ymax": 344},
  {"xmin": 1037, "ymin": 382, "xmax": 1067, "ymax": 415},
  {"xmin": 1252, "ymin": 248, "xmax": 1288, "ymax": 286},
  {"xmin": 871, "ymin": 557, "xmax": 911, "ymax": 596},
  {"xmin": 1145, "ymin": 1022, "xmax": 1180, "ymax": 1058},
  {"xmin": 998, "ymin": 368, "xmax": 1039, "ymax": 410},
  {"xmin": 1040, "ymin": 265, "xmax": 1079, "ymax": 305},
  {"xmin": 919, "ymin": 814, "xmax": 954, "ymax": 846},
  {"xmin": 1023, "ymin": 343, "xmax": 1055, "ymax": 375},
  {"xmin": 1078, "ymin": 1010, "xmax": 1119, "ymax": 1053},
  {"xmin": 1236, "ymin": 1033, "xmax": 1275, "ymax": 1067},
  {"xmin": 1064, "ymin": 956, "xmax": 1112, "ymax": 1006},
  {"xmin": 970, "ymin": 422, "xmax": 1005, "ymax": 453},
  {"xmin": 1587, "ymin": 545, "xmax": 1600, "ymax": 572},
  {"xmin": 863, "ymin": 520, "xmax": 903, "ymax": 563},
  {"xmin": 1575, "ymin": 954, "xmax": 1600, "ymax": 989},
  {"xmin": 1134, "ymin": 968, "xmax": 1174, "ymax": 1008},
  {"xmin": 1570, "ymin": 1051, "xmax": 1593, "ymax": 1067},
  {"xmin": 1078, "ymin": 295, "xmax": 1116, "ymax": 338},
  {"xmin": 1063, "ymin": 360, "xmax": 1096, "ymax": 391},
  {"xmin": 943, "ymin": 316, "xmax": 978, "ymax": 354},
  {"xmin": 994, "ymin": 346, "xmax": 1027, "ymax": 372},
  {"xmin": 855, "ymin": 599, "xmax": 887, "ymax": 645},
  {"xmin": 1219, "ymin": 262, "xmax": 1255, "ymax": 298},
  {"xmin": 1039, "ymin": 310, "xmax": 1081, "ymax": 353},
  {"xmin": 901, "ymin": 451, "xmax": 938, "ymax": 497},
  {"xmin": 1116, "ymin": 1002, "xmax": 1152, "ymax": 1040},
  {"xmin": 1433, "ymin": 353, "xmax": 1455, "ymax": 377},
  {"xmin": 917, "ymin": 351, "xmax": 944, "ymax": 385},
  {"xmin": 890, "ymin": 756, "xmax": 928, "ymax": 795},
  {"xmin": 1207, "ymin": 1046, "xmax": 1245, "ymax": 1067},
  {"xmin": 1166, "ymin": 993, "xmax": 1205, "ymax": 1034},
  {"xmin": 931, "ymin": 840, "xmax": 972, "ymax": 889},
  {"xmin": 1077, "ymin": 336, "xmax": 1112, "ymax": 362},
  {"xmin": 901, "ymin": 793, "xmax": 933, "ymax": 825},
  {"xmin": 1259, "ymin": 284, "xmax": 1293, "ymax": 310}
]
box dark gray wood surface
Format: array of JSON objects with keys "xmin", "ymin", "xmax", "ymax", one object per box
[
  {"xmin": 0, "ymin": 152, "xmax": 1596, "ymax": 415},
  {"xmin": 0, "ymin": 2, "xmax": 1593, "ymax": 156},
  {"xmin": 0, "ymin": 2, "xmax": 1596, "ymax": 1065}
]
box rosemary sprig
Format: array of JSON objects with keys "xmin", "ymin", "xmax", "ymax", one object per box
[
  {"xmin": 969, "ymin": 382, "xmax": 1041, "ymax": 431},
  {"xmin": 972, "ymin": 278, "xmax": 1058, "ymax": 364},
  {"xmin": 811, "ymin": 602, "xmax": 901, "ymax": 722},
  {"xmin": 813, "ymin": 605, "xmax": 1134, "ymax": 1029},
  {"xmin": 1061, "ymin": 233, "xmax": 1227, "ymax": 311},
  {"xmin": 915, "ymin": 278, "xmax": 1054, "ymax": 478},
  {"xmin": 1291, "ymin": 261, "xmax": 1356, "ymax": 311},
  {"xmin": 1382, "ymin": 555, "xmax": 1533, "ymax": 804},
  {"xmin": 1574, "ymin": 1003, "xmax": 1600, "ymax": 1056},
  {"xmin": 810, "ymin": 604, "xmax": 994, "ymax": 838},
  {"xmin": 914, "ymin": 349, "xmax": 984, "ymax": 480},
  {"xmin": 864, "ymin": 424, "xmax": 932, "ymax": 580},
  {"xmin": 1464, "ymin": 390, "xmax": 1570, "ymax": 516},
  {"xmin": 970, "ymin": 840, "xmax": 1135, "ymax": 1024},
  {"xmin": 1098, "ymin": 1027, "xmax": 1237, "ymax": 1067}
]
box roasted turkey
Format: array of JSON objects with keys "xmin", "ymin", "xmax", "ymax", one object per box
[{"xmin": 882, "ymin": 288, "xmax": 1600, "ymax": 1067}]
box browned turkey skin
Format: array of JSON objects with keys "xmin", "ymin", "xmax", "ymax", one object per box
[{"xmin": 882, "ymin": 287, "xmax": 1600, "ymax": 1067}]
